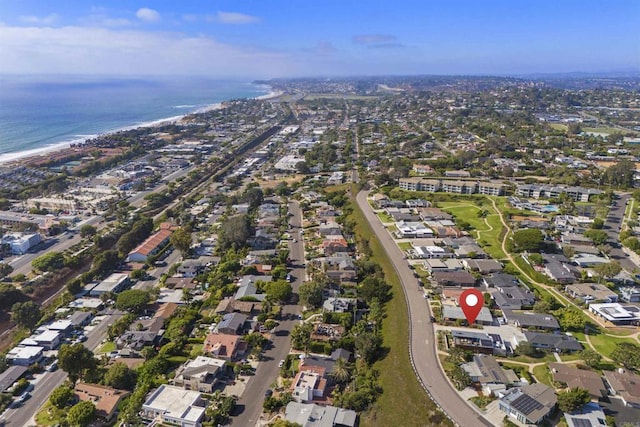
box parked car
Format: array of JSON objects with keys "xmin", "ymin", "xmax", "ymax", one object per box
[{"xmin": 278, "ymin": 359, "xmax": 285, "ymax": 368}]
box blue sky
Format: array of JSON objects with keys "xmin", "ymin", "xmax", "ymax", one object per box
[{"xmin": 0, "ymin": 0, "xmax": 638, "ymax": 77}]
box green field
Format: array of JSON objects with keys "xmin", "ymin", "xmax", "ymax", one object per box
[
  {"xmin": 351, "ymin": 196, "xmax": 452, "ymax": 427},
  {"xmin": 531, "ymin": 364, "xmax": 553, "ymax": 387},
  {"xmin": 583, "ymin": 127, "xmax": 629, "ymax": 135},
  {"xmin": 437, "ymin": 200, "xmax": 506, "ymax": 260},
  {"xmin": 588, "ymin": 333, "xmax": 638, "ymax": 357}
]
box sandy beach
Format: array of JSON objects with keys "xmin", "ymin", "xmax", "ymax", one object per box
[{"xmin": 0, "ymin": 89, "xmax": 277, "ymax": 167}]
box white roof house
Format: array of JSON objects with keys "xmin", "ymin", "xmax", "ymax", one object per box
[
  {"xmin": 142, "ymin": 385, "xmax": 206, "ymax": 427},
  {"xmin": 7, "ymin": 346, "xmax": 44, "ymax": 366}
]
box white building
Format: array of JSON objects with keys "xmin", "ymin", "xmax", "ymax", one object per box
[
  {"xmin": 142, "ymin": 385, "xmax": 206, "ymax": 427},
  {"xmin": 7, "ymin": 345, "xmax": 43, "ymax": 366},
  {"xmin": 1, "ymin": 233, "xmax": 42, "ymax": 255},
  {"xmin": 88, "ymin": 273, "xmax": 130, "ymax": 297}
]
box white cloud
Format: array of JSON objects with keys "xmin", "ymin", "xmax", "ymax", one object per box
[
  {"xmin": 19, "ymin": 14, "xmax": 59, "ymax": 26},
  {"xmin": 215, "ymin": 11, "xmax": 260, "ymax": 25},
  {"xmin": 136, "ymin": 8, "xmax": 161, "ymax": 23},
  {"xmin": 0, "ymin": 25, "xmax": 290, "ymax": 77}
]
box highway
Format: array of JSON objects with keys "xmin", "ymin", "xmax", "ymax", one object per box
[
  {"xmin": 355, "ymin": 190, "xmax": 492, "ymax": 427},
  {"xmin": 231, "ymin": 200, "xmax": 305, "ymax": 426},
  {"xmin": 0, "ymin": 311, "xmax": 122, "ymax": 427}
]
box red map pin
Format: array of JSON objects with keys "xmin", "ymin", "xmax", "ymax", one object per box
[{"xmin": 459, "ymin": 288, "xmax": 484, "ymax": 325}]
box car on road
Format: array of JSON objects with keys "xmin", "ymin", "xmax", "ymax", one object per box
[
  {"xmin": 278, "ymin": 359, "xmax": 285, "ymax": 368},
  {"xmin": 17, "ymin": 392, "xmax": 30, "ymax": 404},
  {"xmin": 46, "ymin": 361, "xmax": 58, "ymax": 372},
  {"xmin": 264, "ymin": 389, "xmax": 273, "ymax": 397}
]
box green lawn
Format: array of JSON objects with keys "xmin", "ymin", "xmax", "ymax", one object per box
[
  {"xmin": 376, "ymin": 212, "xmax": 395, "ymax": 223},
  {"xmin": 398, "ymin": 242, "xmax": 413, "ymax": 251},
  {"xmin": 351, "ymin": 195, "xmax": 452, "ymax": 427},
  {"xmin": 438, "ymin": 200, "xmax": 506, "ymax": 260},
  {"xmin": 35, "ymin": 402, "xmax": 67, "ymax": 426},
  {"xmin": 97, "ymin": 341, "xmax": 116, "ymax": 354},
  {"xmin": 583, "ymin": 127, "xmax": 629, "ymax": 135},
  {"xmin": 588, "ymin": 333, "xmax": 637, "ymax": 357},
  {"xmin": 549, "ymin": 123, "xmax": 568, "ymax": 131},
  {"xmin": 531, "ymin": 365, "xmax": 553, "ymax": 387}
]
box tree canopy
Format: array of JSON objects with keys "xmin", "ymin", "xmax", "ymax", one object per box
[
  {"xmin": 58, "ymin": 343, "xmax": 96, "ymax": 384},
  {"xmin": 104, "ymin": 362, "xmax": 136, "ymax": 390},
  {"xmin": 265, "ymin": 280, "xmax": 292, "ymax": 304},
  {"xmin": 50, "ymin": 384, "xmax": 74, "ymax": 409},
  {"xmin": 170, "ymin": 227, "xmax": 192, "ymax": 254},
  {"xmin": 67, "ymin": 400, "xmax": 96, "ymax": 427},
  {"xmin": 11, "ymin": 301, "xmax": 41, "ymax": 331},
  {"xmin": 218, "ymin": 215, "xmax": 252, "ymax": 251},
  {"xmin": 511, "ymin": 229, "xmax": 544, "ymax": 252},
  {"xmin": 298, "ymin": 281, "xmax": 324, "ymax": 309},
  {"xmin": 32, "ymin": 251, "xmax": 65, "ymax": 272},
  {"xmin": 557, "ymin": 387, "xmax": 590, "ymax": 413},
  {"xmin": 115, "ymin": 289, "xmax": 151, "ymax": 314},
  {"xmin": 611, "ymin": 342, "xmax": 640, "ymax": 370}
]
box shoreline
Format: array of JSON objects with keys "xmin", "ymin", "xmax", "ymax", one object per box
[{"xmin": 0, "ymin": 87, "xmax": 277, "ymax": 167}]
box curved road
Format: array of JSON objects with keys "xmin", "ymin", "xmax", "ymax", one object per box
[{"xmin": 356, "ymin": 190, "xmax": 492, "ymax": 427}]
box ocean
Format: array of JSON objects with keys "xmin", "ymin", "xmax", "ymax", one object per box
[{"xmin": 0, "ymin": 75, "xmax": 270, "ymax": 163}]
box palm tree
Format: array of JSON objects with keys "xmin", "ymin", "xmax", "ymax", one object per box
[{"xmin": 331, "ymin": 357, "xmax": 351, "ymax": 386}]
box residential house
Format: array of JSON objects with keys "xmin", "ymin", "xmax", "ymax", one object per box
[
  {"xmin": 213, "ymin": 298, "xmax": 262, "ymax": 316},
  {"xmin": 414, "ymin": 245, "xmax": 450, "ymax": 259},
  {"xmin": 499, "ymin": 383, "xmax": 557, "ymax": 425},
  {"xmin": 116, "ymin": 331, "xmax": 162, "ymax": 352},
  {"xmin": 565, "ymin": 403, "xmax": 608, "ymax": 427},
  {"xmin": 603, "ymin": 370, "xmax": 640, "ymax": 408},
  {"xmin": 423, "ymin": 258, "xmax": 463, "ymax": 273},
  {"xmin": 311, "ymin": 323, "xmax": 345, "ymax": 342},
  {"xmin": 451, "ymin": 330, "xmax": 508, "ymax": 356},
  {"xmin": 463, "ymin": 259, "xmax": 502, "ymax": 274},
  {"xmin": 284, "ymin": 402, "xmax": 357, "ymax": 427},
  {"xmin": 431, "ymin": 271, "xmax": 477, "ymax": 287},
  {"xmin": 492, "ymin": 286, "xmax": 536, "ymax": 310},
  {"xmin": 323, "ymin": 298, "xmax": 357, "ymax": 314},
  {"xmin": 503, "ymin": 310, "xmax": 560, "ymax": 332},
  {"xmin": 88, "ymin": 273, "xmax": 131, "ymax": 297},
  {"xmin": 542, "ymin": 254, "xmax": 578, "ymax": 284},
  {"xmin": 484, "ymin": 273, "xmax": 521, "ymax": 289},
  {"xmin": 6, "ymin": 345, "xmax": 43, "ymax": 366},
  {"xmin": 524, "ymin": 332, "xmax": 583, "ymax": 353},
  {"xmin": 395, "ymin": 221, "xmax": 434, "ymax": 239},
  {"xmin": 173, "ymin": 356, "xmax": 226, "ymax": 393},
  {"xmin": 141, "ymin": 385, "xmax": 206, "ymax": 427},
  {"xmin": 126, "ymin": 226, "xmax": 172, "ymax": 262},
  {"xmin": 68, "ymin": 311, "xmax": 93, "ymax": 329},
  {"xmin": 548, "ymin": 363, "xmax": 607, "ymax": 400},
  {"xmin": 462, "ymin": 354, "xmax": 519, "ymax": 395},
  {"xmin": 74, "ymin": 382, "xmax": 129, "ymax": 421},
  {"xmin": 216, "ymin": 313, "xmax": 247, "ymax": 335},
  {"xmin": 565, "ymin": 283, "xmax": 618, "ymax": 304},
  {"xmin": 443, "ymin": 305, "xmax": 494, "ymax": 326},
  {"xmin": 619, "ymin": 287, "xmax": 640, "ymax": 303},
  {"xmin": 291, "ymin": 367, "xmax": 329, "ymax": 403},
  {"xmin": 203, "ymin": 333, "xmax": 245, "ymax": 361}
]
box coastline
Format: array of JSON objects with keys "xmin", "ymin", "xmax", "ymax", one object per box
[{"xmin": 0, "ymin": 87, "xmax": 277, "ymax": 167}]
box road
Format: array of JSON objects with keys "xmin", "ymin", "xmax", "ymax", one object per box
[
  {"xmin": 231, "ymin": 200, "xmax": 305, "ymax": 426},
  {"xmin": 604, "ymin": 193, "xmax": 637, "ymax": 272},
  {"xmin": 355, "ymin": 190, "xmax": 492, "ymax": 427},
  {"xmin": 0, "ymin": 311, "xmax": 122, "ymax": 427}
]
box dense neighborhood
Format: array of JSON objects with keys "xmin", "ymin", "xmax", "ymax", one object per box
[{"xmin": 0, "ymin": 75, "xmax": 639, "ymax": 427}]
